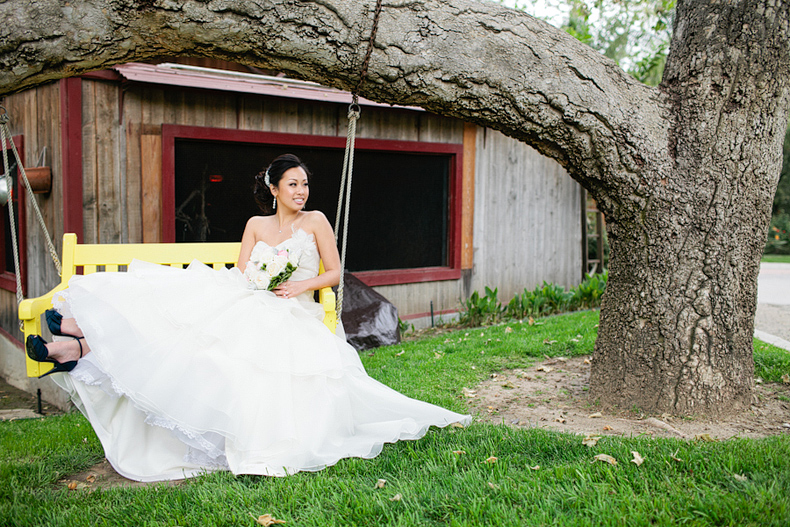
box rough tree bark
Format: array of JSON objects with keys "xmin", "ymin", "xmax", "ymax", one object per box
[{"xmin": 1, "ymin": 0, "xmax": 788, "ymax": 415}]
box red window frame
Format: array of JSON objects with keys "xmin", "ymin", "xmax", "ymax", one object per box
[
  {"xmin": 0, "ymin": 134, "xmax": 27, "ymax": 294},
  {"xmin": 161, "ymin": 124, "xmax": 462, "ymax": 286}
]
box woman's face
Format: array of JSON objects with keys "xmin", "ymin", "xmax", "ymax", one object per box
[{"xmin": 273, "ymin": 166, "xmax": 309, "ymax": 211}]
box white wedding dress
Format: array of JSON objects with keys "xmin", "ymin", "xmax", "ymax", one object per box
[{"xmin": 52, "ymin": 229, "xmax": 470, "ymax": 481}]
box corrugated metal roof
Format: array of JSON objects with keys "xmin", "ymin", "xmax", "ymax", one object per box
[{"xmin": 112, "ymin": 63, "xmax": 422, "ymax": 111}]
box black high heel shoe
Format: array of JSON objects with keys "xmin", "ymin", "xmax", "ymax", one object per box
[
  {"xmin": 45, "ymin": 309, "xmax": 79, "ymax": 338},
  {"xmin": 26, "ymin": 335, "xmax": 84, "ymax": 378}
]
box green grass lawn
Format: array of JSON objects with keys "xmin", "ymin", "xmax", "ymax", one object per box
[
  {"xmin": 2, "ymin": 311, "xmax": 789, "ymax": 526},
  {"xmin": 762, "ymin": 253, "xmax": 790, "ymax": 263}
]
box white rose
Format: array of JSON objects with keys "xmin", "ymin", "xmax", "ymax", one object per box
[
  {"xmin": 251, "ymin": 245, "xmax": 275, "ymax": 267},
  {"xmin": 267, "ymin": 255, "xmax": 288, "ymax": 277},
  {"xmin": 252, "ymin": 273, "xmax": 270, "ymax": 290}
]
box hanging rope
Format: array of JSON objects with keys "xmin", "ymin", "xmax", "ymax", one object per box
[
  {"xmin": 333, "ymin": 0, "xmax": 383, "ymax": 320},
  {"xmin": 0, "ymin": 107, "xmax": 62, "ymax": 316},
  {"xmin": 333, "ymin": 100, "xmax": 360, "ymax": 319}
]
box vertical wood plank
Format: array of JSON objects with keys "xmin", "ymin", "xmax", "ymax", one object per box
[
  {"xmin": 94, "ymin": 81, "xmax": 121, "ymax": 244},
  {"xmin": 141, "ymin": 134, "xmax": 163, "ymax": 243},
  {"xmin": 239, "ymin": 96, "xmax": 265, "ymax": 131},
  {"xmin": 81, "ymin": 81, "xmax": 98, "ymax": 244},
  {"xmin": 461, "ymin": 123, "xmax": 476, "ymax": 270},
  {"xmin": 124, "ymin": 91, "xmax": 143, "ymax": 243}
]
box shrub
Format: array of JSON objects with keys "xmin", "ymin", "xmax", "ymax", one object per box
[
  {"xmin": 765, "ymin": 213, "xmax": 790, "ymax": 255},
  {"xmin": 463, "ymin": 273, "xmax": 608, "ymax": 328},
  {"xmin": 572, "ymin": 270, "xmax": 608, "ymax": 309}
]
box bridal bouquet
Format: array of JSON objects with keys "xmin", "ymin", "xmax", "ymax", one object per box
[{"xmin": 244, "ymin": 244, "xmax": 302, "ymax": 291}]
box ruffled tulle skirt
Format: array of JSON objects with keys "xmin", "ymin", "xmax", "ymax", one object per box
[{"xmin": 52, "ymin": 260, "xmax": 470, "ymax": 481}]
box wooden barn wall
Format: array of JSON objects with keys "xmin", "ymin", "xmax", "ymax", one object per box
[
  {"xmin": 79, "ymin": 79, "xmax": 579, "ymax": 319},
  {"xmin": 1, "ymin": 84, "xmax": 64, "ymax": 342},
  {"xmin": 470, "ymin": 128, "xmax": 582, "ymax": 302}
]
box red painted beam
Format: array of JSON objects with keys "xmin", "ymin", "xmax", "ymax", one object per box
[{"xmin": 60, "ymin": 77, "xmax": 83, "ymax": 241}]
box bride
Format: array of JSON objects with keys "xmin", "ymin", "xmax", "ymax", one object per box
[{"xmin": 26, "ymin": 154, "xmax": 471, "ymax": 481}]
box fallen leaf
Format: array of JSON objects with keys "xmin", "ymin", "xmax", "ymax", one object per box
[
  {"xmin": 542, "ymin": 339, "xmax": 557, "ymax": 345},
  {"xmin": 67, "ymin": 481, "xmax": 78, "ymax": 491},
  {"xmin": 484, "ymin": 456, "xmax": 498, "ymax": 464},
  {"xmin": 670, "ymin": 450, "xmax": 683, "ymax": 463},
  {"xmin": 528, "ymin": 317, "xmax": 535, "ymax": 325},
  {"xmin": 536, "ymin": 365, "xmax": 554, "ymax": 373},
  {"xmin": 462, "ymin": 388, "xmax": 477, "ymax": 398},
  {"xmin": 570, "ymin": 338, "xmax": 580, "ymax": 343},
  {"xmin": 487, "ymin": 482, "xmax": 500, "ymax": 490},
  {"xmin": 375, "ymin": 479, "xmax": 387, "ymax": 489},
  {"xmin": 450, "ymin": 422, "xmax": 465, "ymax": 429},
  {"xmin": 588, "ymin": 412, "xmax": 603, "ymax": 418},
  {"xmin": 452, "ymin": 450, "xmax": 467, "ymax": 455},
  {"xmin": 86, "ymin": 474, "xmax": 97, "ymax": 483},
  {"xmin": 733, "ymin": 474, "xmax": 748, "ymax": 482},
  {"xmin": 395, "ymin": 350, "xmax": 405, "ymax": 357},
  {"xmin": 501, "ymin": 381, "xmax": 515, "ymax": 389},
  {"xmin": 555, "ymin": 417, "xmax": 566, "ymax": 424},
  {"xmin": 434, "ymin": 352, "xmax": 443, "ymax": 359},
  {"xmin": 602, "ymin": 426, "xmax": 613, "ymax": 431},
  {"xmin": 592, "ymin": 454, "xmax": 618, "ymax": 466},
  {"xmin": 255, "ymin": 514, "xmax": 286, "ymax": 526},
  {"xmin": 505, "ymin": 327, "xmax": 513, "ymax": 333},
  {"xmin": 782, "ymin": 374, "xmax": 789, "ymax": 384},
  {"xmin": 583, "ymin": 358, "xmax": 591, "ymax": 365},
  {"xmin": 390, "ymin": 494, "xmax": 402, "ymax": 502},
  {"xmin": 529, "ymin": 465, "xmax": 540, "ymax": 471},
  {"xmin": 694, "ymin": 433, "xmax": 716, "ymax": 442},
  {"xmin": 631, "ymin": 451, "xmax": 644, "ymax": 466},
  {"xmin": 582, "ymin": 434, "xmax": 601, "ymax": 447}
]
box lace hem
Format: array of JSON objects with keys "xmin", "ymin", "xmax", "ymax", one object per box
[{"xmin": 70, "ymin": 354, "xmax": 230, "ymax": 466}]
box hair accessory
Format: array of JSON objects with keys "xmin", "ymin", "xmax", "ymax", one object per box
[
  {"xmin": 273, "ymin": 197, "xmax": 277, "ymax": 210},
  {"xmin": 264, "ymin": 168, "xmax": 271, "ymax": 187}
]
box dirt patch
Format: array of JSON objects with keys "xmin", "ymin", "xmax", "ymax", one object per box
[
  {"xmin": 0, "ymin": 377, "xmax": 61, "ymax": 416},
  {"xmin": 467, "ymin": 356, "xmax": 790, "ymax": 439},
  {"xmin": 59, "ymin": 459, "xmax": 186, "ymax": 490}
]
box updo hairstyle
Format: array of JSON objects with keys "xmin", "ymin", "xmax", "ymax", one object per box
[{"xmin": 253, "ymin": 154, "xmax": 312, "ymax": 214}]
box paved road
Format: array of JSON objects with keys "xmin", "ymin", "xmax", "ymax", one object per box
[
  {"xmin": 755, "ymin": 263, "xmax": 790, "ymax": 348},
  {"xmin": 757, "ymin": 263, "xmax": 790, "ymax": 306}
]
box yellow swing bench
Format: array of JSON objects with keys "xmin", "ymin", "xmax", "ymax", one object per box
[{"xmin": 19, "ymin": 233, "xmax": 338, "ymax": 377}]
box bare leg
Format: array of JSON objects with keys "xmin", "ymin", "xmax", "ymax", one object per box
[
  {"xmin": 45, "ymin": 337, "xmax": 91, "ymax": 363},
  {"xmin": 58, "ymin": 317, "xmax": 84, "ymax": 338}
]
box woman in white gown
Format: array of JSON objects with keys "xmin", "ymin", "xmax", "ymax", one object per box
[{"xmin": 27, "ymin": 154, "xmax": 471, "ymax": 482}]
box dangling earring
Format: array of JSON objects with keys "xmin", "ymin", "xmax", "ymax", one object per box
[{"xmin": 273, "ymin": 197, "xmax": 277, "ymax": 210}]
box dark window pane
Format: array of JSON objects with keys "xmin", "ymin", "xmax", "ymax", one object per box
[{"xmin": 174, "ymin": 140, "xmax": 450, "ymax": 271}]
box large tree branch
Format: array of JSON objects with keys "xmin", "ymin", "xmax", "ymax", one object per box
[{"xmin": 0, "ymin": 0, "xmax": 665, "ymax": 199}]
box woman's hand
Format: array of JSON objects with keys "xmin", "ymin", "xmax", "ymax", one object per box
[{"xmin": 273, "ymin": 280, "xmax": 309, "ymax": 299}]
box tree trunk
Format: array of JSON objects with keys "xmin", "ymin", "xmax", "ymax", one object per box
[
  {"xmin": 0, "ymin": 0, "xmax": 788, "ymax": 415},
  {"xmin": 590, "ymin": 0, "xmax": 790, "ymax": 414}
]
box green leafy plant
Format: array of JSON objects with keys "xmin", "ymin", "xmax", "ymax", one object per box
[
  {"xmin": 506, "ymin": 286, "xmax": 549, "ymax": 319},
  {"xmin": 572, "ymin": 271, "xmax": 608, "ymax": 309},
  {"xmin": 459, "ymin": 286, "xmax": 504, "ymax": 326}
]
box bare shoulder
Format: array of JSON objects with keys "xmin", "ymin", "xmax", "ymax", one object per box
[
  {"xmin": 300, "ymin": 210, "xmax": 332, "ymax": 231},
  {"xmin": 246, "ymin": 215, "xmax": 270, "ymax": 228},
  {"xmin": 242, "ymin": 215, "xmax": 274, "ymax": 241}
]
